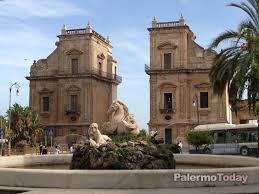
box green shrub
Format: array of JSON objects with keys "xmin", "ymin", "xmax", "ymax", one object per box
[
  {"xmin": 157, "ymin": 144, "xmax": 180, "ymax": 154},
  {"xmin": 110, "ymin": 129, "xmax": 150, "ymax": 144},
  {"xmin": 187, "ymin": 131, "xmax": 213, "ymax": 151}
]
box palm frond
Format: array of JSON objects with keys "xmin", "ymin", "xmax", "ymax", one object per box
[
  {"xmin": 209, "ymin": 30, "xmax": 239, "ymax": 49},
  {"xmin": 229, "ymin": 2, "xmax": 259, "ymax": 27}
]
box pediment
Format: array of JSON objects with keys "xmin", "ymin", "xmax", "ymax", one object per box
[
  {"xmin": 194, "ymin": 83, "xmax": 211, "ymax": 88},
  {"xmin": 39, "ymin": 88, "xmax": 53, "ymax": 94},
  {"xmin": 97, "ymin": 53, "xmax": 105, "ymax": 60},
  {"xmin": 66, "ymin": 48, "xmax": 83, "ymax": 55},
  {"xmin": 157, "ymin": 42, "xmax": 177, "ymax": 50},
  {"xmin": 159, "ymin": 82, "xmax": 177, "ymax": 89},
  {"xmin": 67, "ymin": 85, "xmax": 81, "ymax": 92}
]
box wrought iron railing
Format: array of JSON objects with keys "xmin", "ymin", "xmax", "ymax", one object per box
[
  {"xmin": 160, "ymin": 108, "xmax": 176, "ymax": 114},
  {"xmin": 65, "ymin": 105, "xmax": 81, "ymax": 115},
  {"xmin": 145, "ymin": 64, "xmax": 150, "ymax": 71},
  {"xmin": 89, "ymin": 67, "xmax": 122, "ymax": 82}
]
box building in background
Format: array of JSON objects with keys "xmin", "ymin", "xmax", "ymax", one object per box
[
  {"xmin": 232, "ymin": 100, "xmax": 258, "ymax": 124},
  {"xmin": 145, "ymin": 16, "xmax": 231, "ymax": 144},
  {"xmin": 26, "ymin": 23, "xmax": 121, "ymax": 140}
]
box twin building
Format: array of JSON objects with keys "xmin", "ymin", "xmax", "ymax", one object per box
[{"xmin": 26, "ymin": 16, "xmax": 231, "ymax": 144}]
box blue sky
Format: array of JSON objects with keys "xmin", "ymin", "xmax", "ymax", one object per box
[{"xmin": 0, "ymin": 0, "xmax": 248, "ymax": 129}]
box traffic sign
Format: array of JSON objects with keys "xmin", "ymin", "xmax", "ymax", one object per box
[{"xmin": 48, "ymin": 128, "xmax": 54, "ymax": 136}]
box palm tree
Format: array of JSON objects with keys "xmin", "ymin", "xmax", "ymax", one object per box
[
  {"xmin": 209, "ymin": 0, "xmax": 259, "ymax": 157},
  {"xmin": 209, "ymin": 0, "xmax": 259, "ymax": 111},
  {"xmin": 22, "ymin": 106, "xmax": 42, "ymax": 145},
  {"xmin": 7, "ymin": 103, "xmax": 42, "ymax": 146}
]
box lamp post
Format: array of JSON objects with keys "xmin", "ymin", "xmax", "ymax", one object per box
[
  {"xmin": 192, "ymin": 94, "xmax": 199, "ymax": 125},
  {"xmin": 7, "ymin": 82, "xmax": 20, "ymax": 156}
]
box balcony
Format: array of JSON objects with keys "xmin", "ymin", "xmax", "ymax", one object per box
[
  {"xmin": 160, "ymin": 108, "xmax": 176, "ymax": 114},
  {"xmin": 160, "ymin": 101, "xmax": 176, "ymax": 114},
  {"xmin": 145, "ymin": 64, "xmax": 151, "ymax": 74},
  {"xmin": 65, "ymin": 105, "xmax": 81, "ymax": 116},
  {"xmin": 89, "ymin": 67, "xmax": 122, "ymax": 83},
  {"xmin": 55, "ymin": 67, "xmax": 122, "ymax": 84}
]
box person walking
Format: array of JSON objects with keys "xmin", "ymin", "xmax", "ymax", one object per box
[
  {"xmin": 42, "ymin": 145, "xmax": 48, "ymax": 155},
  {"xmin": 54, "ymin": 145, "xmax": 60, "ymax": 155},
  {"xmin": 39, "ymin": 143, "xmax": 43, "ymax": 155},
  {"xmin": 177, "ymin": 140, "xmax": 183, "ymax": 154},
  {"xmin": 70, "ymin": 145, "xmax": 74, "ymax": 153}
]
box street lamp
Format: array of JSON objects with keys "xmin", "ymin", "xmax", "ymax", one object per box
[
  {"xmin": 7, "ymin": 82, "xmax": 20, "ymax": 156},
  {"xmin": 192, "ymin": 94, "xmax": 199, "ymax": 125}
]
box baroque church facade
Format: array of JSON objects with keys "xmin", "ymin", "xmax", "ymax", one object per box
[
  {"xmin": 145, "ymin": 16, "xmax": 231, "ymax": 144},
  {"xmin": 26, "ymin": 23, "xmax": 121, "ymax": 137}
]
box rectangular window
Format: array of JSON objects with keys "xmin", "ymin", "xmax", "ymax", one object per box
[
  {"xmin": 98, "ymin": 62, "xmax": 102, "ymax": 75},
  {"xmin": 215, "ymin": 131, "xmax": 225, "ymax": 144},
  {"xmin": 164, "ymin": 53, "xmax": 172, "ymax": 69},
  {"xmin": 72, "ymin": 58, "xmax": 78, "ymax": 74},
  {"xmin": 200, "ymin": 92, "xmax": 208, "ymax": 108},
  {"xmin": 43, "ymin": 97, "xmax": 49, "ymax": 112},
  {"xmin": 70, "ymin": 95, "xmax": 78, "ymax": 111},
  {"xmin": 164, "ymin": 93, "xmax": 172, "ymax": 109}
]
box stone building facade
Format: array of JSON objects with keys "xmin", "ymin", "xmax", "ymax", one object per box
[
  {"xmin": 232, "ymin": 100, "xmax": 258, "ymax": 124},
  {"xmin": 145, "ymin": 16, "xmax": 231, "ymax": 144},
  {"xmin": 26, "ymin": 24, "xmax": 121, "ymax": 138}
]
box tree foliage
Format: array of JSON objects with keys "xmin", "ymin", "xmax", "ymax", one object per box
[
  {"xmin": 187, "ymin": 131, "xmax": 213, "ymax": 151},
  {"xmin": 209, "ymin": 0, "xmax": 259, "ymax": 113},
  {"xmin": 7, "ymin": 103, "xmax": 42, "ymax": 146}
]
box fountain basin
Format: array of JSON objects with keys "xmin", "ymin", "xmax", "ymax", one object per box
[{"xmin": 0, "ymin": 154, "xmax": 259, "ymax": 189}]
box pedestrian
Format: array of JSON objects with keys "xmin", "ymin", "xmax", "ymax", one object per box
[
  {"xmin": 42, "ymin": 145, "xmax": 48, "ymax": 155},
  {"xmin": 39, "ymin": 142, "xmax": 43, "ymax": 155},
  {"xmin": 177, "ymin": 140, "xmax": 183, "ymax": 154},
  {"xmin": 54, "ymin": 145, "xmax": 60, "ymax": 155},
  {"xmin": 70, "ymin": 145, "xmax": 74, "ymax": 153}
]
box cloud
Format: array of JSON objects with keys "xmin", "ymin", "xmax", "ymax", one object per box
[
  {"xmin": 0, "ymin": 21, "xmax": 55, "ymax": 67},
  {"xmin": 111, "ymin": 28, "xmax": 149, "ymax": 64},
  {"xmin": 0, "ymin": 0, "xmax": 89, "ymax": 19}
]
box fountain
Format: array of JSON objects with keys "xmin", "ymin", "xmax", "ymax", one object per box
[{"xmin": 0, "ymin": 101, "xmax": 259, "ymax": 192}]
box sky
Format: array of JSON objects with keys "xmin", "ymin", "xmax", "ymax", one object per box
[{"xmin": 0, "ymin": 0, "xmax": 248, "ymax": 129}]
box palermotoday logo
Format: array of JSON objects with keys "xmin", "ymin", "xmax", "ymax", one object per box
[{"xmin": 174, "ymin": 173, "xmax": 248, "ymax": 184}]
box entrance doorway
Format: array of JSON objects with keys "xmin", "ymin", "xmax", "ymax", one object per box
[{"xmin": 165, "ymin": 128, "xmax": 172, "ymax": 144}]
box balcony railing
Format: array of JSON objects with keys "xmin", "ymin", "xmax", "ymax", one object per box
[
  {"xmin": 64, "ymin": 29, "xmax": 109, "ymax": 44},
  {"xmin": 65, "ymin": 105, "xmax": 81, "ymax": 115},
  {"xmin": 160, "ymin": 102, "xmax": 176, "ymax": 114},
  {"xmin": 65, "ymin": 28, "xmax": 87, "ymax": 35},
  {"xmin": 145, "ymin": 64, "xmax": 150, "ymax": 71},
  {"xmin": 155, "ymin": 21, "xmax": 180, "ymax": 28},
  {"xmin": 160, "ymin": 108, "xmax": 176, "ymax": 114},
  {"xmin": 89, "ymin": 67, "xmax": 122, "ymax": 83}
]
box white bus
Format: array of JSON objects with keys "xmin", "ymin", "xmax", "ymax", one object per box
[{"xmin": 192, "ymin": 123, "xmax": 258, "ymax": 156}]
